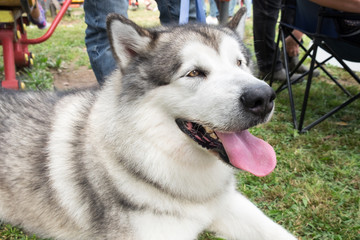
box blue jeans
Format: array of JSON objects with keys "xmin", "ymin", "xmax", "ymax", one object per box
[
  {"xmin": 84, "ymin": 0, "xmax": 128, "ymax": 85},
  {"xmin": 209, "ymin": 0, "xmax": 236, "ymax": 18},
  {"xmin": 155, "ymin": 0, "xmax": 197, "ymax": 24},
  {"xmin": 244, "ymin": 0, "xmax": 252, "ymax": 18}
]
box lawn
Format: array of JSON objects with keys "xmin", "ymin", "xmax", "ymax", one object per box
[{"xmin": 0, "ymin": 3, "xmax": 359, "ymax": 240}]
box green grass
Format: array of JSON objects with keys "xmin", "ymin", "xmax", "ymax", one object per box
[
  {"xmin": 1, "ymin": 4, "xmax": 360, "ymax": 240},
  {"xmin": 243, "ymin": 88, "xmax": 360, "ymax": 239},
  {"xmin": 0, "ymin": 224, "xmax": 51, "ymax": 240}
]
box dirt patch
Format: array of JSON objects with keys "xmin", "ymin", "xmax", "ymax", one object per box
[{"xmin": 53, "ymin": 65, "xmax": 98, "ymax": 90}]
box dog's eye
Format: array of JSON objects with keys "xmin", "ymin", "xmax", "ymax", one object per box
[
  {"xmin": 237, "ymin": 60, "xmax": 242, "ymax": 67},
  {"xmin": 186, "ymin": 70, "xmax": 206, "ymax": 78}
]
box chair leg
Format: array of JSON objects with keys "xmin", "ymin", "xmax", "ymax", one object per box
[
  {"xmin": 280, "ymin": 32, "xmax": 299, "ymax": 129},
  {"xmin": 319, "ymin": 63, "xmax": 352, "ymax": 97},
  {"xmin": 269, "ymin": 26, "xmax": 281, "ymax": 87},
  {"xmin": 316, "ymin": 43, "xmax": 353, "ymax": 97},
  {"xmin": 271, "ymin": 23, "xmax": 360, "ymax": 132},
  {"xmin": 297, "ymin": 40, "xmax": 360, "ymax": 132},
  {"xmin": 298, "ymin": 41, "xmax": 319, "ymax": 132},
  {"xmin": 276, "ymin": 44, "xmax": 316, "ymax": 93},
  {"xmin": 301, "ymin": 93, "xmax": 360, "ymax": 132}
]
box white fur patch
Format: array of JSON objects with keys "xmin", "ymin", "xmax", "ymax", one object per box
[{"xmin": 48, "ymin": 96, "xmax": 93, "ymax": 227}]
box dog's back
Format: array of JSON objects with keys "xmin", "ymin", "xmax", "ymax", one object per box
[{"xmin": 0, "ymin": 90, "xmax": 100, "ymax": 239}]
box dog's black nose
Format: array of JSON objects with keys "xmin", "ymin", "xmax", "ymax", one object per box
[{"xmin": 240, "ymin": 85, "xmax": 276, "ymax": 116}]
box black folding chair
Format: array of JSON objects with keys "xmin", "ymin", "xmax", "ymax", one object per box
[{"xmin": 270, "ymin": 0, "xmax": 360, "ymax": 132}]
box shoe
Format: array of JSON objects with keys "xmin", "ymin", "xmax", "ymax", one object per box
[
  {"xmin": 288, "ymin": 56, "xmax": 320, "ymax": 77},
  {"xmin": 259, "ymin": 68, "xmax": 303, "ymax": 82},
  {"xmin": 30, "ymin": 3, "xmax": 47, "ymax": 29},
  {"xmin": 206, "ymin": 16, "xmax": 219, "ymax": 25}
]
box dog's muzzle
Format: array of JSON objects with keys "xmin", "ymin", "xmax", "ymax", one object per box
[
  {"xmin": 240, "ymin": 84, "xmax": 276, "ymax": 117},
  {"xmin": 175, "ymin": 83, "xmax": 277, "ymax": 177},
  {"xmin": 175, "ymin": 119, "xmax": 230, "ymax": 163}
]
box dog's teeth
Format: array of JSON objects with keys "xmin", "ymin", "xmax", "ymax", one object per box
[
  {"xmin": 204, "ymin": 126, "xmax": 213, "ymax": 134},
  {"xmin": 209, "ymin": 132, "xmax": 218, "ymax": 139}
]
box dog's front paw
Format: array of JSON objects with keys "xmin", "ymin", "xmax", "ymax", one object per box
[{"xmin": 268, "ymin": 230, "xmax": 297, "ymax": 240}]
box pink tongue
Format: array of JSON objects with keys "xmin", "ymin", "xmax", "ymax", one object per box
[{"xmin": 215, "ymin": 130, "xmax": 276, "ymax": 177}]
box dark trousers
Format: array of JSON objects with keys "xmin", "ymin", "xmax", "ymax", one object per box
[{"xmin": 253, "ymin": 0, "xmax": 283, "ymax": 73}]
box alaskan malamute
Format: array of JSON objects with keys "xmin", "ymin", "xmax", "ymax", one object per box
[{"xmin": 0, "ymin": 8, "xmax": 296, "ymax": 240}]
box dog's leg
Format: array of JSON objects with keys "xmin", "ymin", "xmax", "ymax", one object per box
[
  {"xmin": 208, "ymin": 191, "xmax": 297, "ymax": 240},
  {"xmin": 130, "ymin": 213, "xmax": 208, "ymax": 240}
]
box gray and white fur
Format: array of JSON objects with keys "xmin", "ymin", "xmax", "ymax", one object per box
[{"xmin": 0, "ymin": 8, "xmax": 297, "ymax": 240}]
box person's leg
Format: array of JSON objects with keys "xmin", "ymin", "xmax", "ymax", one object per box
[
  {"xmin": 253, "ymin": 0, "xmax": 305, "ymax": 81},
  {"xmin": 156, "ymin": 0, "xmax": 197, "ymax": 25},
  {"xmin": 209, "ymin": 0, "xmax": 218, "ymax": 17},
  {"xmin": 84, "ymin": 0, "xmax": 128, "ymax": 85},
  {"xmin": 206, "ymin": 0, "xmax": 219, "ymax": 24},
  {"xmin": 252, "ymin": 0, "xmax": 282, "ymax": 74},
  {"xmin": 229, "ymin": 0, "xmax": 236, "ymax": 17},
  {"xmin": 244, "ymin": 0, "xmax": 252, "ymax": 18},
  {"xmin": 281, "ymin": 0, "xmax": 318, "ymax": 75}
]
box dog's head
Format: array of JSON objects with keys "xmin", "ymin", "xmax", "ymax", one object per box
[{"xmin": 106, "ymin": 9, "xmax": 277, "ymax": 177}]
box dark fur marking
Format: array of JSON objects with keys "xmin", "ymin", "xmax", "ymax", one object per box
[
  {"xmin": 67, "ymin": 95, "xmax": 146, "ymax": 230},
  {"xmin": 68, "ymin": 99, "xmax": 107, "ymax": 229}
]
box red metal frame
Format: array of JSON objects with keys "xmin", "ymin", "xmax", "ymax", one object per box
[
  {"xmin": 0, "ymin": 0, "xmax": 72, "ymax": 89},
  {"xmin": 21, "ymin": 0, "xmax": 72, "ymax": 45},
  {"xmin": 1, "ymin": 30, "xmax": 18, "ymax": 89}
]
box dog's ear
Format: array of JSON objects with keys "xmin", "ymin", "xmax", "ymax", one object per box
[
  {"xmin": 107, "ymin": 14, "xmax": 154, "ymax": 73},
  {"xmin": 227, "ymin": 7, "xmax": 247, "ymax": 40}
]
